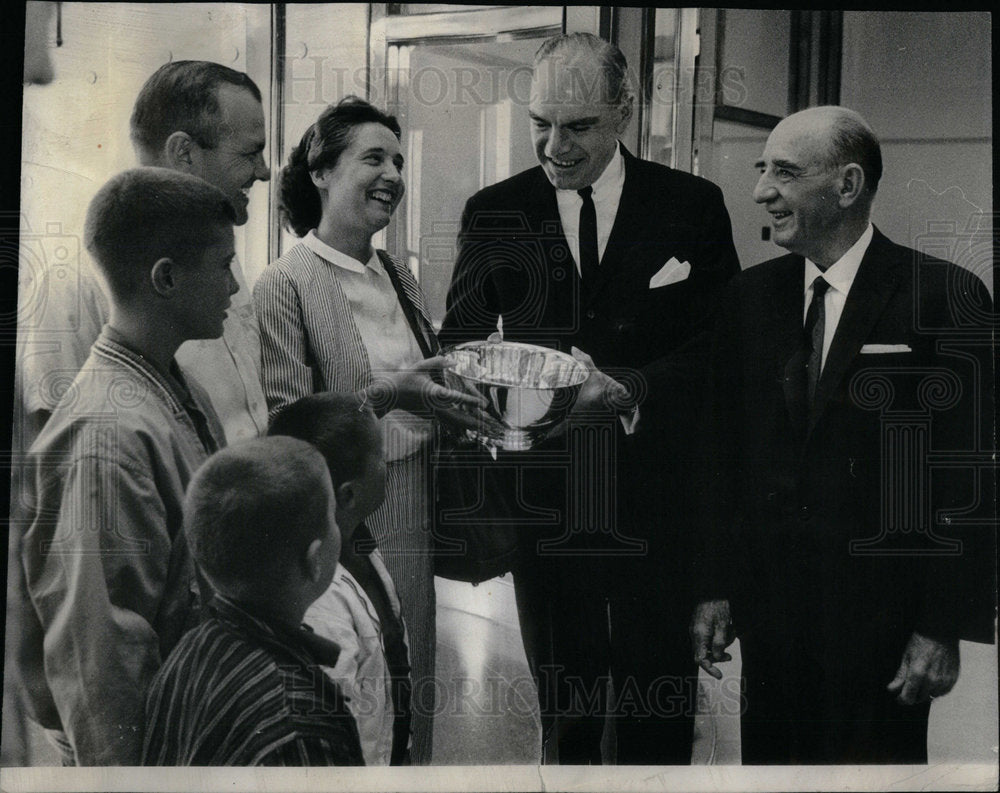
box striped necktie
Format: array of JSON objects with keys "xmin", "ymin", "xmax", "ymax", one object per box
[{"xmin": 805, "ymin": 275, "xmax": 830, "ymax": 404}]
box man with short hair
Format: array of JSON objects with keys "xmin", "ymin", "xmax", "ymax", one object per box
[
  {"xmin": 442, "ymin": 32, "xmax": 740, "ymax": 764},
  {"xmin": 17, "ymin": 168, "xmax": 237, "ymax": 765},
  {"xmin": 18, "ymin": 60, "xmax": 270, "ymax": 446},
  {"xmin": 143, "ymin": 436, "xmax": 364, "ymax": 766},
  {"xmin": 691, "ymin": 105, "xmax": 994, "ymax": 763}
]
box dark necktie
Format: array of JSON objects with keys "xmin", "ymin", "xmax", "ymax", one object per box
[
  {"xmin": 577, "ymin": 186, "xmax": 599, "ymax": 286},
  {"xmin": 805, "ymin": 275, "xmax": 830, "ymax": 404}
]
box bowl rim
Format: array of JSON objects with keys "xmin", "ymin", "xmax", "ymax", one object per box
[{"xmin": 441, "ymin": 339, "xmax": 590, "ymax": 389}]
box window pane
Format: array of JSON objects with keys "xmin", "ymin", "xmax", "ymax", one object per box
[
  {"xmin": 720, "ymin": 8, "xmax": 790, "ymax": 117},
  {"xmin": 388, "ymin": 4, "xmax": 509, "ymax": 15}
]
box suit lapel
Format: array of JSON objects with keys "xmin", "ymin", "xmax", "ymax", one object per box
[
  {"xmin": 807, "ymin": 229, "xmax": 905, "ymax": 436},
  {"xmin": 586, "ymin": 147, "xmax": 646, "ymax": 301},
  {"xmin": 530, "ymin": 150, "xmax": 654, "ymax": 305}
]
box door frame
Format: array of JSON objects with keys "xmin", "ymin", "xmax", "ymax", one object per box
[{"xmin": 693, "ymin": 9, "xmax": 843, "ymax": 184}]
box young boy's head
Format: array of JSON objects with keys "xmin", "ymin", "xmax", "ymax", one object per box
[
  {"xmin": 184, "ymin": 436, "xmax": 340, "ymax": 615},
  {"xmin": 83, "ymin": 167, "xmax": 238, "ymax": 341},
  {"xmin": 268, "ymin": 392, "xmax": 386, "ymax": 550}
]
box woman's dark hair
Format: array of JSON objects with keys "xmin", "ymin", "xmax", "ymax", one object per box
[{"xmin": 278, "ymin": 96, "xmax": 402, "ymax": 237}]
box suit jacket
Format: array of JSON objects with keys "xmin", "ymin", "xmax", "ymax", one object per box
[
  {"xmin": 441, "ymin": 146, "xmax": 738, "ymax": 390},
  {"xmin": 703, "ymin": 228, "xmax": 995, "ymax": 649},
  {"xmin": 441, "ymin": 147, "xmax": 739, "ymax": 590}
]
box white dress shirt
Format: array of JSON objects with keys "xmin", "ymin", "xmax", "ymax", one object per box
[
  {"xmin": 301, "ymin": 230, "xmax": 432, "ymax": 460},
  {"xmin": 555, "ymin": 143, "xmax": 626, "ymax": 275},
  {"xmin": 803, "ymin": 223, "xmax": 874, "ymax": 370}
]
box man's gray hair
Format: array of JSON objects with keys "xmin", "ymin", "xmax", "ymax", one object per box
[
  {"xmin": 534, "ymin": 32, "xmax": 633, "ymax": 108},
  {"xmin": 818, "ymin": 106, "xmax": 883, "ymax": 197}
]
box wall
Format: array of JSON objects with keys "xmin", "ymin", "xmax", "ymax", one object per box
[
  {"xmin": 18, "ymin": 3, "xmax": 273, "ymax": 293},
  {"xmin": 278, "ymin": 3, "xmax": 370, "ymax": 260},
  {"xmin": 699, "ymin": 8, "xmax": 793, "ymax": 268},
  {"xmin": 719, "ymin": 8, "xmax": 790, "ymax": 118},
  {"xmin": 841, "ymin": 11, "xmax": 992, "ymax": 294},
  {"xmin": 704, "ymin": 10, "xmax": 992, "ymax": 283},
  {"xmin": 710, "ymin": 120, "xmax": 773, "ymax": 268}
]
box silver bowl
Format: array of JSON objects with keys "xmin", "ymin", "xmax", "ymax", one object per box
[{"xmin": 442, "ymin": 340, "xmax": 590, "ymax": 450}]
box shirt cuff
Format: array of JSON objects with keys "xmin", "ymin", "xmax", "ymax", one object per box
[{"xmin": 619, "ymin": 405, "xmax": 640, "ymax": 435}]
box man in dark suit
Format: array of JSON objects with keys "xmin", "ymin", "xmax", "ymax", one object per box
[
  {"xmin": 691, "ymin": 105, "xmax": 995, "ymax": 763},
  {"xmin": 441, "ymin": 33, "xmax": 739, "ymax": 763}
]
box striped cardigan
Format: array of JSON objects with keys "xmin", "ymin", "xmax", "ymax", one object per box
[
  {"xmin": 253, "ymin": 241, "xmax": 440, "ymax": 764},
  {"xmin": 252, "ymin": 243, "xmax": 436, "ymax": 421}
]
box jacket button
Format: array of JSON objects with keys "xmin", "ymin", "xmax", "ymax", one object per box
[
  {"xmin": 586, "ymin": 309, "xmax": 596, "ymax": 320},
  {"xmin": 799, "ymin": 505, "xmax": 811, "ymax": 520},
  {"xmin": 766, "ymin": 491, "xmax": 778, "ymax": 503}
]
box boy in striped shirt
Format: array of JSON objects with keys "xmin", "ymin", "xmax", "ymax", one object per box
[{"xmin": 142, "ymin": 436, "xmax": 364, "ymax": 765}]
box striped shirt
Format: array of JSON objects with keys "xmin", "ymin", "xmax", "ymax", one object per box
[{"xmin": 143, "ymin": 596, "xmax": 364, "ymax": 766}]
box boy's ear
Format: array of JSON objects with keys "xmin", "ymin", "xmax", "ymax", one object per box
[
  {"xmin": 163, "ymin": 131, "xmax": 196, "ymax": 173},
  {"xmin": 150, "ymin": 257, "xmax": 177, "ymax": 297},
  {"xmin": 335, "ymin": 480, "xmax": 356, "ymax": 513}
]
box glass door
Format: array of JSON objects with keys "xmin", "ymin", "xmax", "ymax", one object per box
[
  {"xmin": 371, "ymin": 6, "xmax": 562, "ymax": 326},
  {"xmin": 639, "ymin": 8, "xmax": 698, "ymax": 173}
]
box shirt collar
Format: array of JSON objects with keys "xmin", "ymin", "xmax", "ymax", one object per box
[
  {"xmin": 98, "ymin": 325, "xmax": 193, "ymax": 413},
  {"xmin": 211, "ymin": 593, "xmax": 342, "ymax": 668},
  {"xmin": 804, "ymin": 223, "xmax": 874, "ymax": 297},
  {"xmin": 557, "ymin": 141, "xmax": 625, "ymax": 200},
  {"xmin": 302, "ymin": 229, "xmax": 380, "ymax": 275}
]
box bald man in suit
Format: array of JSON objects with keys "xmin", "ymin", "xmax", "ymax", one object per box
[{"xmin": 692, "ymin": 106, "xmax": 994, "ymax": 764}]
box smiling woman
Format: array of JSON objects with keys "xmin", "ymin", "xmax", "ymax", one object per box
[{"xmin": 252, "ymin": 96, "xmax": 485, "ymax": 766}]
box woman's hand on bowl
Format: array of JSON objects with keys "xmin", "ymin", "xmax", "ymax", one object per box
[
  {"xmin": 436, "ymin": 403, "xmax": 506, "ymax": 442},
  {"xmin": 387, "ymin": 356, "xmax": 488, "ymax": 416}
]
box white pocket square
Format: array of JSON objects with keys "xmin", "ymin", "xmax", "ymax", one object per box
[
  {"xmin": 860, "ymin": 343, "xmax": 912, "ymax": 354},
  {"xmin": 649, "ymin": 257, "xmax": 691, "ymax": 289}
]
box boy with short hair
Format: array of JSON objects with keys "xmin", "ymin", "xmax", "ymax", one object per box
[
  {"xmin": 142, "ymin": 437, "xmax": 364, "ymax": 766},
  {"xmin": 15, "ymin": 167, "xmax": 236, "ymax": 765},
  {"xmin": 269, "ymin": 392, "xmax": 412, "ymax": 766}
]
